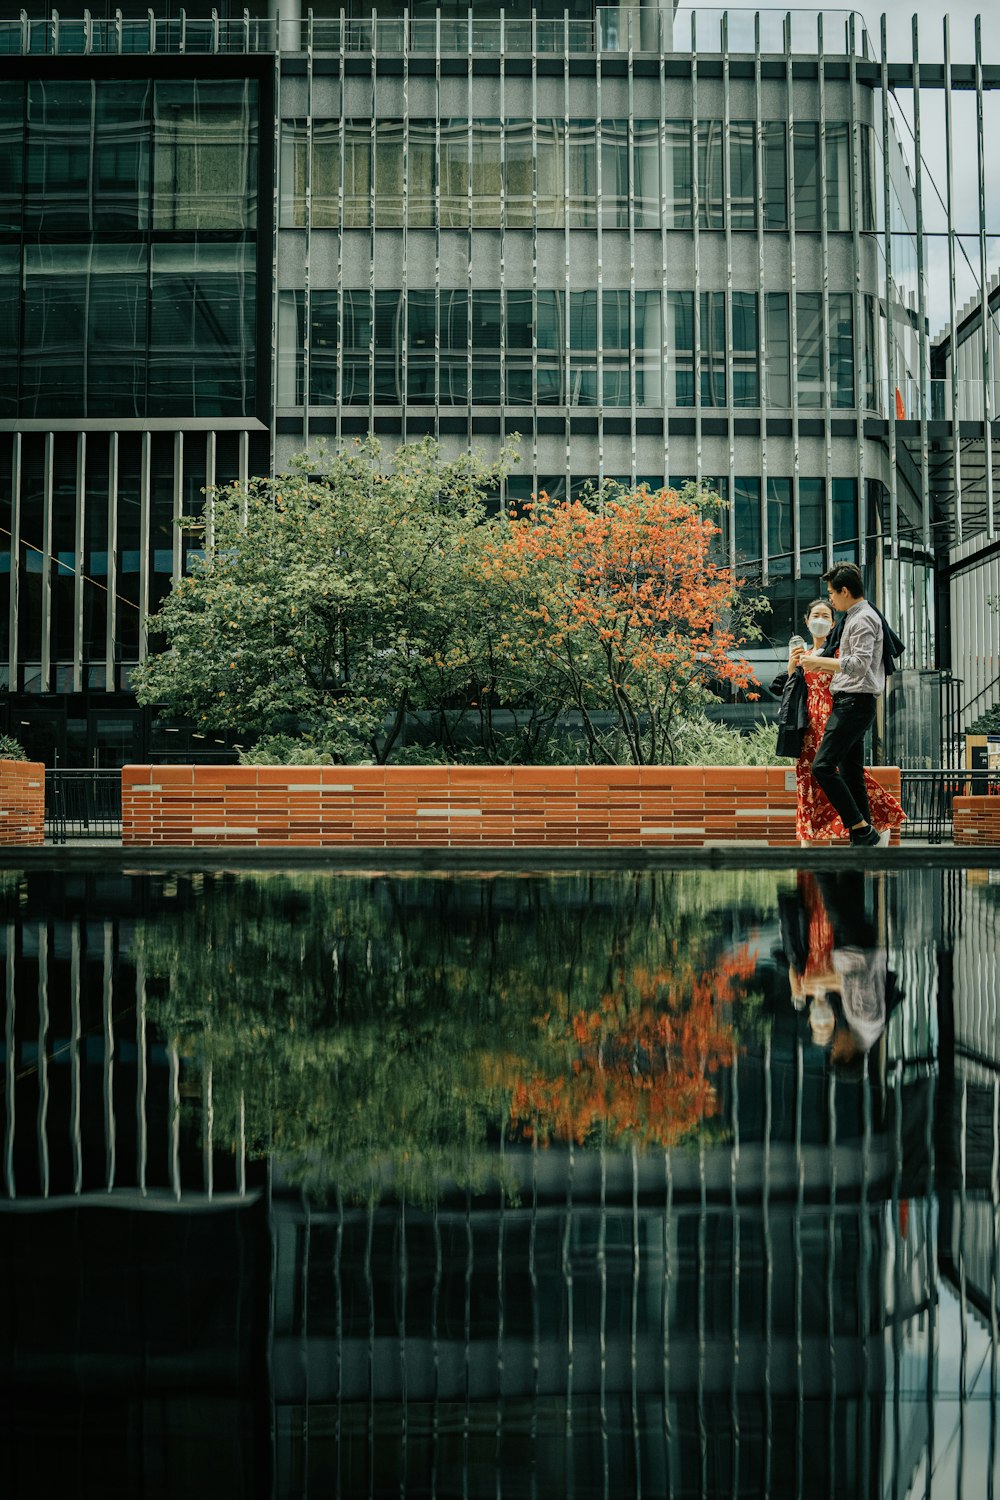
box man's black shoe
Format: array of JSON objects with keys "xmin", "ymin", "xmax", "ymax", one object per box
[{"xmin": 850, "ymin": 824, "xmax": 880, "ymax": 847}]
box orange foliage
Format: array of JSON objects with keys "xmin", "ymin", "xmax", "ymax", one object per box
[
  {"xmin": 507, "ymin": 948, "xmax": 755, "ymax": 1149},
  {"xmin": 482, "ymin": 486, "xmax": 759, "ymax": 762}
]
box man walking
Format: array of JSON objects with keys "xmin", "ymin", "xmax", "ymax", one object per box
[{"xmin": 796, "ymin": 562, "xmax": 887, "ymax": 848}]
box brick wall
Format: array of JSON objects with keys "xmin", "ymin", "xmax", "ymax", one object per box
[
  {"xmin": 953, "ymin": 795, "xmax": 1000, "ymax": 846},
  {"xmin": 0, "ymin": 759, "xmax": 45, "ymax": 845},
  {"xmin": 122, "ymin": 764, "xmax": 903, "ymax": 849}
]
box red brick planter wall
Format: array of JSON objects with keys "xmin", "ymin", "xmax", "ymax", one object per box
[
  {"xmin": 0, "ymin": 759, "xmax": 45, "ymax": 845},
  {"xmin": 953, "ymin": 795, "xmax": 1000, "ymax": 846},
  {"xmin": 122, "ymin": 764, "xmax": 903, "ymax": 849}
]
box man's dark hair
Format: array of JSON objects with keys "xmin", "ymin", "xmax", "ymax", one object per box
[{"xmin": 821, "ymin": 562, "xmax": 865, "ymax": 598}]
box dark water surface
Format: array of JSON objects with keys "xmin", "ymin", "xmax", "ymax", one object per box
[{"xmin": 2, "ymin": 864, "xmax": 1000, "ymax": 1498}]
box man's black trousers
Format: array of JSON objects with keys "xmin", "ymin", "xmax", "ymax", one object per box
[{"xmin": 810, "ymin": 691, "xmax": 879, "ymax": 831}]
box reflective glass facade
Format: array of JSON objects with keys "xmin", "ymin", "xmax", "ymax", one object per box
[{"xmin": 1, "ymin": 78, "xmax": 258, "ymax": 418}]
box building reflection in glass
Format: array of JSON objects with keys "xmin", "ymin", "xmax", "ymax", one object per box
[{"xmin": 1, "ymin": 866, "xmax": 999, "ymax": 1496}]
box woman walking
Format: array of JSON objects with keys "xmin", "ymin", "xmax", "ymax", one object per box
[{"xmin": 774, "ymin": 598, "xmax": 906, "ymax": 846}]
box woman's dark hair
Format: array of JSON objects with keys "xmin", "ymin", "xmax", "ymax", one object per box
[
  {"xmin": 821, "ymin": 562, "xmax": 865, "ymax": 598},
  {"xmin": 804, "ymin": 597, "xmax": 834, "ymax": 623}
]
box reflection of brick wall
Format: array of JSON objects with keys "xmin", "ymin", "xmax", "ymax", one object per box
[
  {"xmin": 122, "ymin": 765, "xmax": 903, "ymax": 848},
  {"xmin": 953, "ymin": 796, "xmax": 1000, "ymax": 846},
  {"xmin": 0, "ymin": 760, "xmax": 45, "ymax": 845}
]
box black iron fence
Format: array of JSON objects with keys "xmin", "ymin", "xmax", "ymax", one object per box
[
  {"xmin": 898, "ymin": 769, "xmax": 1000, "ymax": 843},
  {"xmin": 45, "ymin": 769, "xmax": 122, "ymax": 844}
]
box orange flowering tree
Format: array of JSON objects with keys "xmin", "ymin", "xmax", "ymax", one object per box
[
  {"xmin": 481, "ymin": 484, "xmax": 764, "ymax": 764},
  {"xmin": 505, "ymin": 948, "xmax": 755, "ymax": 1150}
]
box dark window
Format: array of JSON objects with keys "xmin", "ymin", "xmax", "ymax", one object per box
[{"xmin": 149, "ymin": 243, "xmax": 255, "ymax": 416}]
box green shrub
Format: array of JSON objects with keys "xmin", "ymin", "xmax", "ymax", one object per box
[
  {"xmin": 671, "ymin": 715, "xmax": 787, "ymax": 767},
  {"xmin": 968, "ymin": 703, "xmax": 1000, "ymax": 736},
  {"xmin": 0, "ymin": 734, "xmax": 27, "ymax": 762}
]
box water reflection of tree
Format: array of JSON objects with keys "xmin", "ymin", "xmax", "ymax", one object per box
[{"xmin": 136, "ymin": 870, "xmax": 778, "ymax": 1200}]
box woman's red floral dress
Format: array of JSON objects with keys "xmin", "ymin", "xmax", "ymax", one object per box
[{"xmin": 796, "ymin": 668, "xmax": 907, "ymax": 842}]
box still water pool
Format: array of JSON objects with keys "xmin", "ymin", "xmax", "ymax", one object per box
[{"xmin": 2, "ymin": 863, "xmax": 999, "ymax": 1498}]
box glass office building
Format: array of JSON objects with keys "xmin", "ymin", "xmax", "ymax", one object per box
[{"xmin": 0, "ymin": 5, "xmax": 996, "ymax": 762}]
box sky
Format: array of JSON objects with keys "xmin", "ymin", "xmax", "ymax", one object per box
[{"xmin": 676, "ymin": 2, "xmax": 1000, "ymax": 334}]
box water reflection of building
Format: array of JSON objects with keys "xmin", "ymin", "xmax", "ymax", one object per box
[{"xmin": 0, "ymin": 867, "xmax": 997, "ymax": 1496}]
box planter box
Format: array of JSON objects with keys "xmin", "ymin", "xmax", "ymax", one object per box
[
  {"xmin": 953, "ymin": 794, "xmax": 1000, "ymax": 846},
  {"xmin": 121, "ymin": 764, "xmax": 904, "ymax": 850}
]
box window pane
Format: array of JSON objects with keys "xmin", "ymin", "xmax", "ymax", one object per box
[
  {"xmin": 793, "ymin": 122, "xmax": 820, "ymax": 231},
  {"xmin": 635, "ymin": 290, "xmax": 662, "ymax": 407},
  {"xmin": 697, "ymin": 120, "xmax": 724, "ymax": 229},
  {"xmin": 829, "ymin": 292, "xmax": 855, "ymax": 407},
  {"xmin": 409, "ymin": 120, "xmax": 435, "ymax": 228},
  {"xmin": 440, "ymin": 290, "xmax": 468, "ymax": 404},
  {"xmin": 279, "ymin": 120, "xmax": 307, "ymax": 227},
  {"xmin": 570, "ymin": 290, "xmax": 598, "ymax": 406},
  {"xmin": 0, "ymin": 247, "xmax": 18, "ymax": 417},
  {"xmin": 153, "ymin": 79, "xmax": 257, "ymax": 231},
  {"xmin": 767, "ymin": 477, "xmax": 792, "ymax": 578},
  {"xmin": 536, "ymin": 290, "xmax": 565, "ymax": 405},
  {"xmin": 825, "ymin": 121, "xmax": 851, "ymax": 231},
  {"xmin": 149, "ymin": 242, "xmax": 255, "ymax": 415},
  {"xmin": 732, "ymin": 292, "xmax": 759, "ymax": 407},
  {"xmin": 535, "ymin": 120, "xmax": 565, "ymax": 229},
  {"xmin": 763, "ymin": 121, "xmax": 786, "ymax": 229},
  {"xmin": 633, "ymin": 120, "xmax": 660, "ymax": 229},
  {"xmin": 798, "ymin": 478, "xmax": 825, "ymax": 575},
  {"xmin": 666, "ymin": 290, "xmax": 693, "ymax": 406},
  {"xmin": 440, "ymin": 118, "xmax": 467, "ymax": 229},
  {"xmin": 0, "ymin": 82, "xmax": 23, "ymax": 233},
  {"xmin": 375, "ymin": 119, "xmax": 404, "ymax": 227},
  {"xmin": 602, "ymin": 290, "xmax": 630, "ymax": 407},
  {"xmin": 699, "ymin": 290, "xmax": 726, "ymax": 406},
  {"xmin": 345, "ymin": 122, "xmax": 372, "ymax": 227},
  {"xmin": 664, "ymin": 120, "xmax": 693, "ymax": 228},
  {"xmin": 730, "ymin": 121, "xmax": 755, "ymax": 230},
  {"xmin": 734, "ymin": 478, "xmax": 761, "ymax": 572},
  {"xmin": 471, "ymin": 291, "xmax": 501, "ymax": 401},
  {"xmin": 25, "ymin": 81, "xmax": 92, "ymax": 232},
  {"xmin": 832, "ymin": 478, "xmax": 857, "ymax": 558},
  {"xmin": 601, "ymin": 119, "xmax": 629, "ymax": 229},
  {"xmin": 407, "ymin": 290, "xmax": 436, "ymax": 403},
  {"xmin": 472, "ymin": 120, "xmax": 501, "ymax": 228},
  {"xmin": 567, "ymin": 122, "xmax": 597, "ymax": 229},
  {"xmin": 277, "ymin": 289, "xmax": 304, "ymax": 405},
  {"xmin": 312, "ymin": 120, "xmax": 342, "ymax": 227},
  {"xmin": 342, "ymin": 291, "xmax": 371, "ymax": 405},
  {"xmin": 86, "ymin": 244, "xmax": 149, "ymax": 416},
  {"xmin": 505, "ymin": 120, "xmax": 534, "ymax": 229},
  {"xmin": 796, "ymin": 292, "xmax": 824, "ymax": 408},
  {"xmin": 21, "ymin": 246, "xmax": 85, "ymax": 417},
  {"xmin": 372, "ymin": 291, "xmax": 401, "ymax": 403},
  {"xmin": 310, "ymin": 292, "xmax": 339, "ymax": 404},
  {"xmin": 764, "ymin": 292, "xmax": 790, "ymax": 407}
]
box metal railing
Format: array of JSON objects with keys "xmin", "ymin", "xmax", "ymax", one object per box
[
  {"xmin": 45, "ymin": 769, "xmax": 122, "ymax": 844},
  {"xmin": 898, "ymin": 768, "xmax": 1000, "ymax": 843},
  {"xmin": 0, "ymin": 7, "xmax": 876, "ymax": 59}
]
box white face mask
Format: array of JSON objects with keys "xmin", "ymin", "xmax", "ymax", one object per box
[{"xmin": 808, "ymin": 615, "xmax": 833, "ymax": 639}]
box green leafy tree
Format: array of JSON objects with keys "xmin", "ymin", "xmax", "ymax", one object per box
[{"xmin": 134, "ymin": 437, "xmax": 512, "ymax": 763}]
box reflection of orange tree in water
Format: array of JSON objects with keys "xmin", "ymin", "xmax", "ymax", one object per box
[
  {"xmin": 135, "ymin": 872, "xmax": 773, "ymax": 1197},
  {"xmin": 491, "ymin": 950, "xmax": 754, "ymax": 1151}
]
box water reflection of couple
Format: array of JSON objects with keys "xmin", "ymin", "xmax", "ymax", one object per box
[{"xmin": 781, "ymin": 870, "xmax": 890, "ymax": 1065}]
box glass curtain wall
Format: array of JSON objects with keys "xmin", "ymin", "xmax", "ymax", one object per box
[
  {"xmin": 279, "ymin": 117, "xmax": 875, "ymax": 234},
  {"xmin": 4, "ymin": 77, "xmax": 258, "ymax": 419}
]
